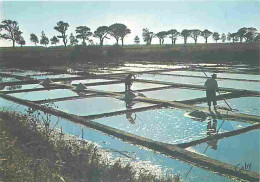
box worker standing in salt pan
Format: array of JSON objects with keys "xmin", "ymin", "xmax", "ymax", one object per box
[
  {"xmin": 204, "ymin": 74, "xmax": 218, "ymax": 111},
  {"xmin": 125, "ymin": 73, "xmax": 136, "ymax": 92}
]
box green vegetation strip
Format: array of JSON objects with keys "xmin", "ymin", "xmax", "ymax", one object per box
[
  {"xmin": 0, "ymin": 93, "xmax": 258, "ymax": 182},
  {"xmin": 0, "ymin": 111, "xmax": 178, "ymax": 182}
]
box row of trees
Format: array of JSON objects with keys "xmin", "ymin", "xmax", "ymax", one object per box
[
  {"xmin": 139, "ymin": 27, "xmax": 259, "ymax": 45},
  {"xmin": 0, "ymin": 20, "xmax": 131, "ymax": 48},
  {"xmin": 0, "ymin": 19, "xmax": 259, "ymax": 48}
]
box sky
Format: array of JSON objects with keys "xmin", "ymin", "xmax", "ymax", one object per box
[{"xmin": 0, "ymin": 0, "xmax": 259, "ymax": 47}]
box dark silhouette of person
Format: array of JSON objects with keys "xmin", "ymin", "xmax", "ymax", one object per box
[
  {"xmin": 204, "ymin": 74, "xmax": 218, "ymax": 111},
  {"xmin": 125, "ymin": 99, "xmax": 136, "ymax": 124},
  {"xmin": 206, "ymin": 118, "xmax": 218, "ymax": 150},
  {"xmin": 125, "ymin": 73, "xmax": 136, "ymax": 92}
]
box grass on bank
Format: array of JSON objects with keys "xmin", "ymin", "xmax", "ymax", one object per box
[{"xmin": 0, "ymin": 111, "xmax": 180, "ymax": 182}]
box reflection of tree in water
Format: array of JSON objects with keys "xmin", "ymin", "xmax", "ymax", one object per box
[{"xmin": 6, "ymin": 85, "xmax": 22, "ymax": 91}]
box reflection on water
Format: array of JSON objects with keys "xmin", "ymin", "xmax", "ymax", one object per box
[
  {"xmin": 197, "ymin": 97, "xmax": 260, "ymax": 116},
  {"xmin": 140, "ymin": 88, "xmax": 205, "ymax": 101},
  {"xmin": 0, "ymin": 97, "xmax": 235, "ymax": 181},
  {"xmin": 193, "ymin": 129, "xmax": 260, "ymax": 173},
  {"xmin": 125, "ymin": 97, "xmax": 137, "ymax": 124},
  {"xmin": 51, "ymin": 97, "xmax": 153, "ymax": 116},
  {"xmin": 0, "ymin": 77, "xmax": 20, "ymax": 83},
  {"xmin": 9, "ymin": 89, "xmax": 79, "ymax": 101},
  {"xmin": 89, "ymin": 82, "xmax": 167, "ymax": 92},
  {"xmin": 163, "ymin": 70, "xmax": 260, "ymax": 81},
  {"xmin": 138, "ymin": 74, "xmax": 206, "ymax": 85},
  {"xmin": 30, "ymin": 74, "xmax": 79, "ymax": 79},
  {"xmin": 94, "ymin": 108, "xmax": 251, "ymax": 144}
]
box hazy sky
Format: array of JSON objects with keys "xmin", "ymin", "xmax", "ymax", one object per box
[{"xmin": 0, "ymin": 0, "xmax": 259, "ymax": 47}]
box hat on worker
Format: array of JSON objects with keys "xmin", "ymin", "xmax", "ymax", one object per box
[{"xmin": 211, "ymin": 74, "xmax": 217, "ymax": 78}]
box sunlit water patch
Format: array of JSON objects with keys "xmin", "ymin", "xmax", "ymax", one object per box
[
  {"xmin": 5, "ymin": 70, "xmax": 50, "ymax": 77},
  {"xmin": 218, "ymin": 80, "xmax": 260, "ymax": 91},
  {"xmin": 197, "ymin": 97, "xmax": 260, "ymax": 116},
  {"xmin": 88, "ymin": 82, "xmax": 167, "ymax": 92},
  {"xmin": 124, "ymin": 63, "xmax": 188, "ymax": 69},
  {"xmin": 0, "ymin": 97, "xmax": 235, "ymax": 181},
  {"xmin": 162, "ymin": 71, "xmax": 260, "ymax": 81},
  {"xmin": 1, "ymin": 84, "xmax": 44, "ymax": 91},
  {"xmin": 0, "ymin": 77, "xmax": 20, "ymax": 83},
  {"xmin": 192, "ymin": 129, "xmax": 260, "ymax": 173},
  {"xmin": 52, "ymin": 97, "xmax": 153, "ymax": 116},
  {"xmin": 30, "ymin": 74, "xmax": 79, "ymax": 79},
  {"xmin": 71, "ymin": 79, "xmax": 114, "ymax": 85},
  {"xmin": 140, "ymin": 88, "xmax": 205, "ymax": 101},
  {"xmin": 94, "ymin": 108, "xmax": 251, "ymax": 144},
  {"xmin": 9, "ymin": 89, "xmax": 79, "ymax": 101},
  {"xmin": 137, "ymin": 74, "xmax": 206, "ymax": 85}
]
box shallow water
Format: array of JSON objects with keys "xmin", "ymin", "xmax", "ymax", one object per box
[
  {"xmin": 30, "ymin": 74, "xmax": 79, "ymax": 79},
  {"xmin": 9, "ymin": 89, "xmax": 79, "ymax": 101},
  {"xmin": 124, "ymin": 63, "xmax": 188, "ymax": 69},
  {"xmin": 140, "ymin": 88, "xmax": 206, "ymax": 101},
  {"xmin": 52, "ymin": 97, "xmax": 153, "ymax": 116},
  {"xmin": 113, "ymin": 66, "xmax": 164, "ymax": 72},
  {"xmin": 197, "ymin": 97, "xmax": 260, "ymax": 116},
  {"xmin": 137, "ymin": 74, "xmax": 206, "ymax": 85},
  {"xmin": 1, "ymin": 84, "xmax": 44, "ymax": 91},
  {"xmin": 218, "ymin": 80, "xmax": 260, "ymax": 91},
  {"xmin": 162, "ymin": 71, "xmax": 260, "ymax": 81},
  {"xmin": 4, "ymin": 70, "xmax": 50, "ymax": 77},
  {"xmin": 0, "ymin": 97, "xmax": 236, "ymax": 181},
  {"xmin": 138, "ymin": 74, "xmax": 260, "ymax": 91},
  {"xmin": 193, "ymin": 129, "xmax": 260, "ymax": 173},
  {"xmin": 0, "ymin": 77, "xmax": 20, "ymax": 83},
  {"xmin": 94, "ymin": 108, "xmax": 251, "ymax": 144},
  {"xmin": 71, "ymin": 79, "xmax": 114, "ymax": 85},
  {"xmin": 88, "ymin": 82, "xmax": 167, "ymax": 92}
]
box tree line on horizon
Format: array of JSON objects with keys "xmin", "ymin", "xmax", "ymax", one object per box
[{"xmin": 0, "ymin": 19, "xmax": 259, "ymax": 49}]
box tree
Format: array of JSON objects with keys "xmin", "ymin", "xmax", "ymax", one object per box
[
  {"xmin": 181, "ymin": 29, "xmax": 191, "ymax": 45},
  {"xmin": 221, "ymin": 33, "xmax": 226, "ymax": 43},
  {"xmin": 244, "ymin": 27, "xmax": 258, "ymax": 42},
  {"xmin": 142, "ymin": 28, "xmax": 155, "ymax": 45},
  {"xmin": 167, "ymin": 29, "xmax": 180, "ymax": 45},
  {"xmin": 16, "ymin": 36, "xmax": 25, "ymax": 47},
  {"xmin": 76, "ymin": 26, "xmax": 92, "ymax": 46},
  {"xmin": 201, "ymin": 29, "xmax": 212, "ymax": 43},
  {"xmin": 190, "ymin": 29, "xmax": 201, "ymax": 44},
  {"xmin": 30, "ymin": 33, "xmax": 39, "ymax": 46},
  {"xmin": 227, "ymin": 32, "xmax": 239, "ymax": 43},
  {"xmin": 94, "ymin": 26, "xmax": 109, "ymax": 46},
  {"xmin": 253, "ymin": 33, "xmax": 259, "ymax": 43},
  {"xmin": 156, "ymin": 31, "xmax": 168, "ymax": 45},
  {"xmin": 108, "ymin": 23, "xmax": 131, "ymax": 46},
  {"xmin": 134, "ymin": 36, "xmax": 140, "ymax": 44},
  {"xmin": 69, "ymin": 33, "xmax": 78, "ymax": 45},
  {"xmin": 212, "ymin": 32, "xmax": 220, "ymax": 43},
  {"xmin": 237, "ymin": 27, "xmax": 247, "ymax": 42},
  {"xmin": 40, "ymin": 31, "xmax": 49, "ymax": 47},
  {"xmin": 0, "ymin": 19, "xmax": 22, "ymax": 48},
  {"xmin": 54, "ymin": 21, "xmax": 69, "ymax": 47},
  {"xmin": 50, "ymin": 36, "xmax": 59, "ymax": 46}
]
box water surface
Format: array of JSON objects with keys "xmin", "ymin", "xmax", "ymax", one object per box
[
  {"xmin": 193, "ymin": 129, "xmax": 260, "ymax": 173},
  {"xmin": 94, "ymin": 108, "xmax": 251, "ymax": 144}
]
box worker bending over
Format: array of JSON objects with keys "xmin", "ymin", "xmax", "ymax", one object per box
[
  {"xmin": 125, "ymin": 73, "xmax": 136, "ymax": 92},
  {"xmin": 204, "ymin": 74, "xmax": 218, "ymax": 111}
]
